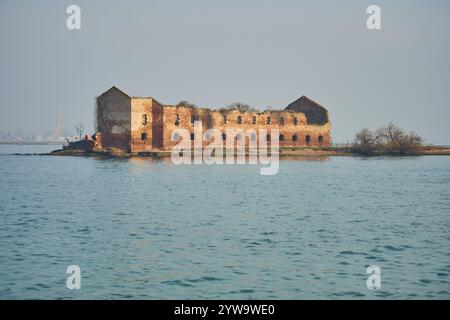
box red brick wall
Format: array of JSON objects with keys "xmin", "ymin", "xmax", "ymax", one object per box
[{"xmin": 161, "ymin": 107, "xmax": 331, "ymax": 150}]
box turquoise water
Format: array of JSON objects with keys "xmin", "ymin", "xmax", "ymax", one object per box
[{"xmin": 0, "ymin": 145, "xmax": 449, "ymax": 299}]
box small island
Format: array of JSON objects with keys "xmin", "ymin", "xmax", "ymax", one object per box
[{"xmin": 49, "ymin": 86, "xmax": 450, "ymax": 158}]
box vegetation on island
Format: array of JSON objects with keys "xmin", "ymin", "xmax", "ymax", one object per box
[
  {"xmin": 74, "ymin": 123, "xmax": 85, "ymax": 140},
  {"xmin": 176, "ymin": 101, "xmax": 296, "ymax": 114},
  {"xmin": 216, "ymin": 102, "xmax": 258, "ymax": 113},
  {"xmin": 176, "ymin": 100, "xmax": 197, "ymax": 109},
  {"xmin": 225, "ymin": 102, "xmax": 258, "ymax": 113},
  {"xmin": 352, "ymin": 122, "xmax": 423, "ymax": 155}
]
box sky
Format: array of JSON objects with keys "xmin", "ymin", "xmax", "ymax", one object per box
[{"xmin": 0, "ymin": 0, "xmax": 449, "ymax": 144}]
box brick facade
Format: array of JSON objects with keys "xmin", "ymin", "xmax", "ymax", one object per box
[{"xmin": 96, "ymin": 86, "xmax": 331, "ymax": 153}]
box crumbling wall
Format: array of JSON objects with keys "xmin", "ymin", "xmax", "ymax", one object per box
[
  {"xmin": 160, "ymin": 107, "xmax": 330, "ymax": 150},
  {"xmin": 130, "ymin": 98, "xmax": 153, "ymax": 153},
  {"xmin": 162, "ymin": 105, "xmax": 195, "ymax": 151},
  {"xmin": 96, "ymin": 87, "xmax": 332, "ymax": 153},
  {"xmin": 96, "ymin": 87, "xmax": 131, "ymax": 152},
  {"xmin": 151, "ymin": 100, "xmax": 164, "ymax": 150}
]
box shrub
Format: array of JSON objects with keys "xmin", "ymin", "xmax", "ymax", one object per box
[
  {"xmin": 352, "ymin": 128, "xmax": 381, "ymax": 155},
  {"xmin": 226, "ymin": 102, "xmax": 257, "ymax": 113},
  {"xmin": 177, "ymin": 100, "xmax": 197, "ymax": 109},
  {"xmin": 352, "ymin": 122, "xmax": 423, "ymax": 155}
]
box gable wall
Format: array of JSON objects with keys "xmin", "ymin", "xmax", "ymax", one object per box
[{"xmin": 96, "ymin": 89, "xmax": 131, "ymax": 152}]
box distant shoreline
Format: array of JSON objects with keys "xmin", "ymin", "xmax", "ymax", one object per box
[
  {"xmin": 2, "ymin": 143, "xmax": 449, "ymax": 157},
  {"xmin": 0, "ymin": 142, "xmax": 62, "ymax": 145},
  {"xmin": 43, "ymin": 145, "xmax": 450, "ymax": 158}
]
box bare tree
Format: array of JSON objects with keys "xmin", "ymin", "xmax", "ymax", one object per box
[
  {"xmin": 75, "ymin": 123, "xmax": 85, "ymax": 140},
  {"xmin": 378, "ymin": 122, "xmax": 423, "ymax": 154},
  {"xmin": 352, "ymin": 128, "xmax": 381, "ymax": 154},
  {"xmin": 352, "ymin": 122, "xmax": 423, "ymax": 155}
]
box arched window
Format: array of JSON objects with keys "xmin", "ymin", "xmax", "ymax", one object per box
[
  {"xmin": 292, "ymin": 134, "xmax": 298, "ymax": 141},
  {"xmin": 252, "ymin": 116, "xmax": 257, "ymax": 124},
  {"xmin": 222, "ymin": 132, "xmax": 226, "ymax": 140},
  {"xmin": 293, "ymin": 117, "xmax": 298, "ymax": 125},
  {"xmin": 318, "ymin": 135, "xmax": 324, "ymax": 145},
  {"xmin": 173, "ymin": 132, "xmax": 180, "ymax": 140},
  {"xmin": 175, "ymin": 114, "xmax": 180, "ymax": 126},
  {"xmin": 237, "ymin": 116, "xmax": 242, "ymax": 124},
  {"xmin": 141, "ymin": 133, "xmax": 147, "ymax": 141},
  {"xmin": 223, "ymin": 115, "xmax": 227, "ymax": 124},
  {"xmin": 190, "ymin": 133, "xmax": 195, "ymax": 140},
  {"xmin": 279, "ymin": 134, "xmax": 285, "ymax": 141},
  {"xmin": 306, "ymin": 135, "xmax": 311, "ymax": 145},
  {"xmin": 267, "ymin": 117, "xmax": 271, "ymax": 124}
]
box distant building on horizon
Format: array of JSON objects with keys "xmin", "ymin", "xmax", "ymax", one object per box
[{"xmin": 51, "ymin": 112, "xmax": 62, "ymax": 140}]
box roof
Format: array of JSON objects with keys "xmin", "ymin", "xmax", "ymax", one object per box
[
  {"xmin": 98, "ymin": 86, "xmax": 160, "ymax": 101},
  {"xmin": 284, "ymin": 95, "xmax": 329, "ymax": 125},
  {"xmin": 97, "ymin": 86, "xmax": 131, "ymax": 99}
]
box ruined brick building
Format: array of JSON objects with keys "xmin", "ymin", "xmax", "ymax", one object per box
[{"xmin": 95, "ymin": 86, "xmax": 331, "ymax": 153}]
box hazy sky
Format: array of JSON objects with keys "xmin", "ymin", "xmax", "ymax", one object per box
[{"xmin": 1, "ymin": 0, "xmax": 449, "ymax": 144}]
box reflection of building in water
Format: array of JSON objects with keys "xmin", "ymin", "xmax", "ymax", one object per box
[{"xmin": 94, "ymin": 86, "xmax": 331, "ymax": 154}]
